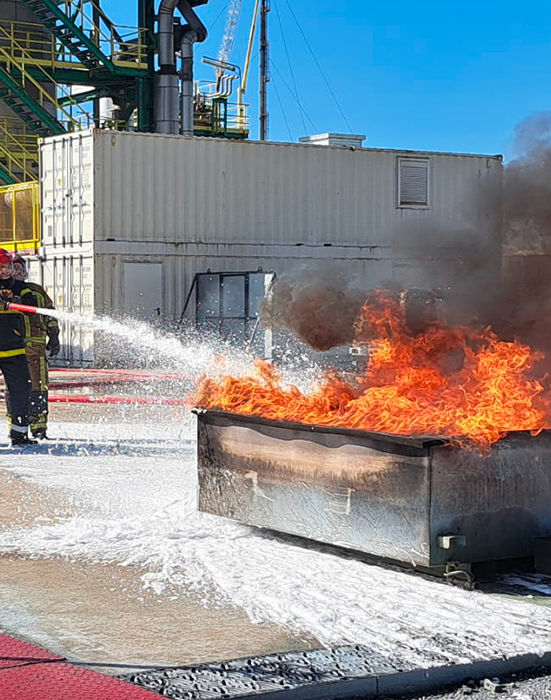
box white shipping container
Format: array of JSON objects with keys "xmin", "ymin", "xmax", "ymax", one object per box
[
  {"xmin": 37, "ymin": 130, "xmax": 503, "ymax": 365},
  {"xmin": 30, "ymin": 250, "xmax": 95, "ymax": 364}
]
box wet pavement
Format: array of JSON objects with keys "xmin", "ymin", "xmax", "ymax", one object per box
[
  {"xmin": 0, "ymin": 405, "xmax": 314, "ymax": 671},
  {"xmin": 0, "ymin": 556, "xmax": 312, "ymax": 671},
  {"xmin": 1, "ymin": 398, "xmax": 551, "ymax": 696}
]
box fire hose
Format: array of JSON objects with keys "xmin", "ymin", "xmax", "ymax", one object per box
[
  {"xmin": 2, "ymin": 302, "xmax": 191, "ymax": 406},
  {"xmin": 0, "ymin": 391, "xmax": 188, "ymax": 406},
  {"xmin": 49, "ymin": 395, "xmax": 189, "ymax": 406},
  {"xmin": 4, "ymin": 301, "xmax": 43, "ymax": 315}
]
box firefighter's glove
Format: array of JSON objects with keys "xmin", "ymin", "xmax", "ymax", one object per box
[
  {"xmin": 46, "ymin": 329, "xmax": 60, "ymax": 357},
  {"xmin": 0, "ymin": 289, "xmax": 14, "ymax": 311}
]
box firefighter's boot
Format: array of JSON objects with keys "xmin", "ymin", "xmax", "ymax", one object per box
[{"xmin": 11, "ymin": 430, "xmax": 38, "ymax": 447}]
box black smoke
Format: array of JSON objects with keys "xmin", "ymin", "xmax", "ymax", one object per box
[{"xmin": 263, "ymin": 114, "xmax": 551, "ymax": 355}]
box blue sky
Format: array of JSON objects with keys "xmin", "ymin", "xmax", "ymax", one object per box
[{"xmin": 104, "ymin": 0, "xmax": 551, "ymax": 159}]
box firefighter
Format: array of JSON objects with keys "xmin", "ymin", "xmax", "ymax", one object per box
[
  {"xmin": 0, "ymin": 249, "xmax": 37, "ymax": 446},
  {"xmin": 12, "ymin": 255, "xmax": 60, "ymax": 440}
]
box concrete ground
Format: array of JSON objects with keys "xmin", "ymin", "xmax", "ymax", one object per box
[
  {"xmin": 0, "ymin": 403, "xmax": 313, "ymax": 672},
  {"xmin": 1, "ymin": 394, "xmax": 551, "ymax": 697}
]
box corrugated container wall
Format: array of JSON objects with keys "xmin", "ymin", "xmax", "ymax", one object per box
[{"xmin": 36, "ymin": 130, "xmax": 503, "ymax": 365}]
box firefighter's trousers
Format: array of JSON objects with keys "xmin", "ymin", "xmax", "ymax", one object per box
[
  {"xmin": 1, "ymin": 353, "xmax": 31, "ymax": 434},
  {"xmin": 26, "ymin": 342, "xmax": 49, "ymax": 436}
]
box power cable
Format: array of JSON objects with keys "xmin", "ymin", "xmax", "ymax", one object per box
[
  {"xmin": 271, "ymin": 74, "xmax": 294, "ymax": 141},
  {"xmin": 209, "ymin": 2, "xmax": 231, "ymax": 33},
  {"xmin": 272, "ymin": 0, "xmax": 307, "ymax": 134},
  {"xmin": 282, "ymin": 0, "xmax": 353, "ymax": 133},
  {"xmin": 200, "ymin": 1, "xmax": 231, "ymax": 56},
  {"xmin": 271, "ymin": 61, "xmax": 319, "ymax": 133}
]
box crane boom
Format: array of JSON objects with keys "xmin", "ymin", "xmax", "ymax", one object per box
[{"xmin": 217, "ymin": 0, "xmax": 244, "ymax": 70}]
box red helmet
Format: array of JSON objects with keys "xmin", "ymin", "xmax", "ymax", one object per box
[{"xmin": 0, "ymin": 249, "xmax": 12, "ymax": 265}]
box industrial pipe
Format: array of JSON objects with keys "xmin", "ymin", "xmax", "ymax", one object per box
[
  {"xmin": 180, "ymin": 30, "xmax": 197, "ymax": 137},
  {"xmin": 156, "ymin": 0, "xmax": 180, "ymax": 134},
  {"xmin": 178, "ymin": 1, "xmax": 207, "ymax": 136},
  {"xmin": 155, "ymin": 0, "xmax": 207, "ymax": 135},
  {"xmin": 158, "ymin": 0, "xmax": 178, "ymax": 68}
]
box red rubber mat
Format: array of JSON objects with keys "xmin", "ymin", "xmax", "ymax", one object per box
[
  {"xmin": 0, "ymin": 634, "xmax": 62, "ymax": 670},
  {"xmin": 0, "ymin": 634, "xmax": 158, "ymax": 699}
]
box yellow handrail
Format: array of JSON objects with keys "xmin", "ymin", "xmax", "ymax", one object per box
[
  {"xmin": 0, "ymin": 24, "xmax": 93, "ymax": 131},
  {"xmin": 57, "ymin": 0, "xmax": 148, "ymax": 68},
  {"xmin": 0, "ymin": 19, "xmax": 147, "ymax": 71},
  {"xmin": 0, "ymin": 182, "xmax": 41, "ymax": 253},
  {"xmin": 194, "ymin": 85, "xmax": 250, "ymax": 134},
  {"xmin": 0, "ymin": 118, "xmax": 39, "ymax": 182}
]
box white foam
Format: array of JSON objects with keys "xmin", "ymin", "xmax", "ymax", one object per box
[{"xmin": 0, "ymin": 419, "xmax": 551, "ymax": 668}]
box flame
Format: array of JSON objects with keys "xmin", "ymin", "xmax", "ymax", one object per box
[{"xmin": 194, "ymin": 290, "xmax": 550, "ymax": 449}]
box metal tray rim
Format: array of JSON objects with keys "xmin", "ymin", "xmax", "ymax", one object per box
[
  {"xmin": 192, "ymin": 407, "xmax": 448, "ymax": 449},
  {"xmin": 193, "ymin": 409, "xmax": 551, "ymax": 451}
]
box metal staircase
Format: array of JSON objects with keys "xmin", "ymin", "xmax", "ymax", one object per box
[
  {"xmin": 0, "ymin": 0, "xmax": 151, "ymax": 184},
  {"xmin": 19, "ymin": 0, "xmax": 139, "ymax": 73},
  {"xmin": 0, "ymin": 24, "xmax": 93, "ymax": 135},
  {"xmin": 0, "ymin": 22, "xmax": 95, "ymax": 183}
]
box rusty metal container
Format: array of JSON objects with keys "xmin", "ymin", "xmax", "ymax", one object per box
[{"xmin": 196, "ymin": 410, "xmax": 551, "ymax": 568}]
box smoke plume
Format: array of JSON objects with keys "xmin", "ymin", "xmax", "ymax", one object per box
[
  {"xmin": 262, "ymin": 267, "xmax": 364, "ymax": 352},
  {"xmin": 263, "ymin": 114, "xmax": 551, "ymax": 356},
  {"xmin": 501, "ymin": 112, "xmax": 551, "ymax": 350},
  {"xmin": 505, "ymin": 112, "xmax": 551, "ymax": 253}
]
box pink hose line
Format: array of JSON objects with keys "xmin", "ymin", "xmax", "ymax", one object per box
[
  {"xmin": 49, "ymin": 395, "xmax": 189, "ymax": 406},
  {"xmin": 52, "ymin": 368, "xmax": 187, "ymax": 381},
  {"xmin": 49, "ymin": 377, "xmax": 180, "ymax": 390}
]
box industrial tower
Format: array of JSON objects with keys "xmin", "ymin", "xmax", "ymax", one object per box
[{"xmin": 0, "ymin": 0, "xmax": 250, "ymax": 187}]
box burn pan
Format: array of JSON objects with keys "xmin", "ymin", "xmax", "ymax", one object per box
[{"xmin": 194, "ymin": 409, "xmax": 551, "ymax": 568}]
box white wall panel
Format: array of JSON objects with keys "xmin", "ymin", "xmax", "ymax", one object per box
[
  {"xmin": 29, "ymin": 250, "xmax": 95, "ymax": 364},
  {"xmin": 38, "ymin": 130, "xmax": 503, "ymax": 366},
  {"xmin": 41, "ymin": 130, "xmax": 502, "ymax": 251}
]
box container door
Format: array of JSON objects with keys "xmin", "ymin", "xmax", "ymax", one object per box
[{"xmin": 123, "ymin": 261, "xmax": 163, "ymax": 320}]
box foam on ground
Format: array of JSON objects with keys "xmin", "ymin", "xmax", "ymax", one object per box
[{"xmin": 0, "ymin": 419, "xmax": 550, "ymax": 669}]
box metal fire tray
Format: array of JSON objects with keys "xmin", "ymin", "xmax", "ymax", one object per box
[{"xmin": 195, "ymin": 409, "xmax": 551, "ymax": 567}]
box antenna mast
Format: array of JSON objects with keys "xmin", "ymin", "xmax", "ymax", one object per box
[{"xmin": 259, "ymin": 0, "xmax": 270, "ymax": 140}]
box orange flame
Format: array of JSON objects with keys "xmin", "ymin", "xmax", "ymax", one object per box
[{"xmin": 194, "ymin": 291, "xmax": 550, "ymax": 449}]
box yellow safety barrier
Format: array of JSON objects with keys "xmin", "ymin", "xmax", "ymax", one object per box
[{"xmin": 0, "ymin": 182, "xmax": 41, "ymax": 253}]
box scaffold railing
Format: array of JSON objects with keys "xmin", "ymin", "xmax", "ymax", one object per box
[
  {"xmin": 0, "ymin": 118, "xmax": 39, "ymax": 184},
  {"xmin": 0, "ymin": 19, "xmax": 148, "ymax": 72},
  {"xmin": 194, "ymin": 82, "xmax": 250, "ymax": 138},
  {"xmin": 0, "ymin": 24, "xmax": 94, "ymax": 133}
]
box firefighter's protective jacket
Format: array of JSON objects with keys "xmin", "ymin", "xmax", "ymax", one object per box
[
  {"xmin": 0, "ymin": 278, "xmax": 37, "ymax": 357},
  {"xmin": 21, "ymin": 281, "xmax": 59, "ymax": 345}
]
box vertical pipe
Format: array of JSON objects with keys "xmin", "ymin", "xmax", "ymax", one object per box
[
  {"xmin": 259, "ymin": 0, "xmax": 270, "ymax": 140},
  {"xmin": 180, "ymin": 31, "xmax": 197, "ymax": 136},
  {"xmin": 155, "ymin": 0, "xmax": 180, "ymax": 134},
  {"xmin": 93, "ymin": 0, "xmax": 101, "ymax": 128},
  {"xmin": 139, "ymin": 0, "xmax": 156, "ymax": 131}
]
